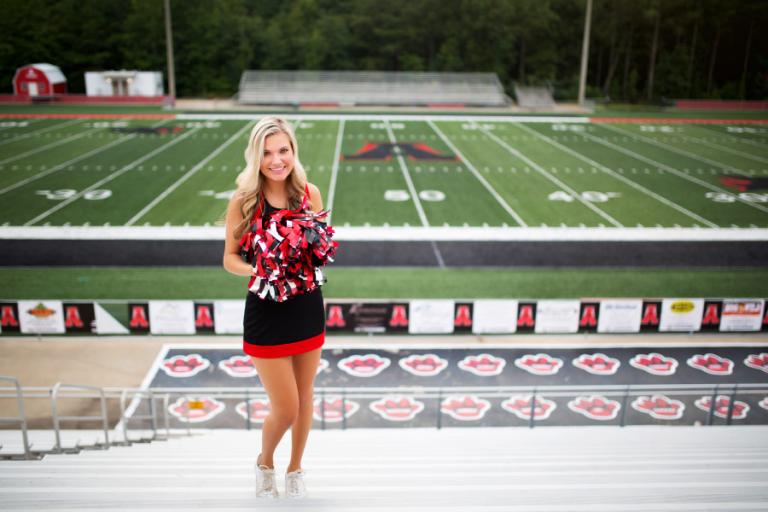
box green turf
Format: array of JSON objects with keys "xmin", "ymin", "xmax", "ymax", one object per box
[{"xmin": 1, "ymin": 267, "xmax": 766, "ymax": 300}]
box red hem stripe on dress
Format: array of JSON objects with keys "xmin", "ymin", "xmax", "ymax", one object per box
[{"xmin": 243, "ymin": 331, "xmax": 325, "ymax": 358}]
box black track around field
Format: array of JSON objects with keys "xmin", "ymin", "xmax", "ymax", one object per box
[{"xmin": 1, "ymin": 239, "xmax": 766, "ymax": 267}]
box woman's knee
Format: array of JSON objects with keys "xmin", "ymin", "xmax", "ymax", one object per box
[{"xmin": 270, "ymin": 398, "xmax": 300, "ymax": 426}]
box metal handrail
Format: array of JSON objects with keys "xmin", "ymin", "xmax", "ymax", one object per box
[
  {"xmin": 0, "ymin": 376, "xmax": 38, "ymax": 460},
  {"xmin": 51, "ymin": 383, "xmax": 110, "ymax": 454},
  {"xmin": 119, "ymin": 389, "xmax": 172, "ymax": 444}
]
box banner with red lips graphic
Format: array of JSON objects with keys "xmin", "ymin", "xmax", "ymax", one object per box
[
  {"xmin": 457, "ymin": 353, "xmax": 506, "ymax": 376},
  {"xmin": 369, "ymin": 396, "xmax": 425, "ymax": 422},
  {"xmin": 441, "ymin": 395, "xmax": 492, "ymax": 421},
  {"xmin": 313, "ymin": 395, "xmax": 360, "ymax": 423},
  {"xmin": 502, "ymin": 395, "xmax": 557, "ymax": 421},
  {"xmin": 631, "ymin": 394, "xmax": 686, "ymax": 420},
  {"xmin": 687, "ymin": 353, "xmax": 735, "ymax": 376},
  {"xmin": 217, "ymin": 355, "xmax": 257, "ymax": 378},
  {"xmin": 568, "ymin": 395, "xmax": 621, "ymax": 421},
  {"xmin": 629, "ymin": 352, "xmax": 679, "ymax": 376},
  {"xmin": 161, "ymin": 354, "xmax": 211, "ymax": 378},
  {"xmin": 573, "ymin": 353, "xmax": 621, "ymax": 375},
  {"xmin": 744, "ymin": 353, "xmax": 768, "ymax": 373},
  {"xmin": 235, "ymin": 398, "xmax": 271, "ymax": 423},
  {"xmin": 168, "ymin": 396, "xmax": 225, "ymax": 423},
  {"xmin": 337, "ymin": 353, "xmax": 391, "ymax": 377},
  {"xmin": 514, "ymin": 353, "xmax": 565, "ymax": 376},
  {"xmin": 694, "ymin": 395, "xmax": 750, "ymax": 420},
  {"xmin": 398, "ymin": 353, "xmax": 449, "ymax": 377}
]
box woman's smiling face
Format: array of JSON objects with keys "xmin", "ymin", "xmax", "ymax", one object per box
[{"xmin": 260, "ymin": 131, "xmax": 294, "ymax": 183}]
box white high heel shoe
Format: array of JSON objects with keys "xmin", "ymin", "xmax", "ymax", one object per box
[
  {"xmin": 285, "ymin": 468, "xmax": 307, "ymax": 499},
  {"xmin": 254, "ymin": 455, "xmax": 279, "ymax": 498}
]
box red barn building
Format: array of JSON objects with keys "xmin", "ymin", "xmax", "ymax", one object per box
[{"xmin": 13, "ymin": 63, "xmax": 67, "ymax": 97}]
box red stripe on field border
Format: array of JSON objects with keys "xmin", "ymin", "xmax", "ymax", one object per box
[
  {"xmin": 0, "ymin": 113, "xmax": 176, "ymax": 120},
  {"xmin": 590, "ymin": 117, "xmax": 768, "ymax": 125}
]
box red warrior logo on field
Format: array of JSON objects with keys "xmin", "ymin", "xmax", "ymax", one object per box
[
  {"xmin": 687, "ymin": 353, "xmax": 734, "ymax": 376},
  {"xmin": 695, "ymin": 395, "xmax": 749, "ymax": 420},
  {"xmin": 720, "ymin": 175, "xmax": 768, "ymax": 192},
  {"xmin": 441, "ymin": 395, "xmax": 492, "ymax": 421},
  {"xmin": 458, "ymin": 353, "xmax": 506, "ymax": 376},
  {"xmin": 218, "ymin": 355, "xmax": 257, "ymax": 378},
  {"xmin": 632, "ymin": 394, "xmax": 685, "ymax": 420},
  {"xmin": 235, "ymin": 398, "xmax": 271, "ymax": 423},
  {"xmin": 398, "ymin": 353, "xmax": 449, "ymax": 377},
  {"xmin": 572, "ymin": 353, "xmax": 621, "ymax": 375},
  {"xmin": 161, "ymin": 354, "xmax": 211, "ymax": 377},
  {"xmin": 630, "ymin": 352, "xmax": 678, "ymax": 376},
  {"xmin": 568, "ymin": 395, "xmax": 621, "ymax": 421},
  {"xmin": 515, "ymin": 353, "xmax": 564, "ymax": 376},
  {"xmin": 344, "ymin": 142, "xmax": 456, "ymax": 161}
]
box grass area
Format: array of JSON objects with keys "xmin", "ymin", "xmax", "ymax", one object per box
[{"xmin": 1, "ymin": 267, "xmax": 766, "ymax": 300}]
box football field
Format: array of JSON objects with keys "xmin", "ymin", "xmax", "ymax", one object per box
[{"xmin": 1, "ymin": 114, "xmax": 767, "ymax": 231}]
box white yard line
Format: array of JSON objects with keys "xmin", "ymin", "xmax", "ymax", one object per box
[
  {"xmin": 681, "ymin": 135, "xmax": 768, "ymax": 165},
  {"xmin": 384, "ymin": 119, "xmax": 430, "ymax": 227},
  {"xmin": 23, "ymin": 127, "xmax": 201, "ymax": 226},
  {"xmin": 4, "ymin": 225, "xmax": 766, "ymax": 241},
  {"xmin": 326, "ymin": 119, "xmax": 345, "ymax": 224},
  {"xmin": 0, "ymin": 127, "xmax": 101, "ymax": 165},
  {"xmin": 602, "ymin": 123, "xmax": 748, "ymax": 172},
  {"xmin": 582, "ymin": 130, "xmax": 768, "ymax": 215},
  {"xmin": 0, "ymin": 118, "xmax": 81, "ymax": 146},
  {"xmin": 514, "ymin": 123, "xmax": 719, "ymax": 228},
  {"xmin": 0, "ymin": 122, "xmax": 165, "ymax": 197},
  {"xmin": 125, "ymin": 122, "xmax": 254, "ymax": 226},
  {"xmin": 695, "ymin": 125, "xmax": 768, "ymax": 150},
  {"xmin": 483, "ymin": 126, "xmax": 623, "ymax": 227},
  {"xmin": 428, "ymin": 120, "xmax": 527, "ymax": 227}
]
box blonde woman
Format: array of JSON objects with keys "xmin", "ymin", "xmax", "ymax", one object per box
[{"xmin": 223, "ymin": 117, "xmax": 325, "ymax": 499}]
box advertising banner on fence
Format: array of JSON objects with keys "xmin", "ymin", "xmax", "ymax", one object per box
[
  {"xmin": 473, "ymin": 300, "xmax": 518, "ymax": 334},
  {"xmin": 598, "ymin": 299, "xmax": 643, "ymax": 333},
  {"xmin": 535, "ymin": 300, "xmax": 580, "ymax": 333},
  {"xmin": 720, "ymin": 299, "xmax": 764, "ymax": 332},
  {"xmin": 18, "ymin": 300, "xmax": 65, "ymax": 334},
  {"xmin": 409, "ymin": 300, "xmax": 455, "ymax": 334},
  {"xmin": 149, "ymin": 300, "xmax": 196, "ymax": 335},
  {"xmin": 213, "ymin": 300, "xmax": 245, "ymax": 334},
  {"xmin": 659, "ymin": 299, "xmax": 704, "ymax": 332}
]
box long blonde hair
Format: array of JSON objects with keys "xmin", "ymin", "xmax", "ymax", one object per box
[{"xmin": 230, "ymin": 117, "xmax": 308, "ymax": 239}]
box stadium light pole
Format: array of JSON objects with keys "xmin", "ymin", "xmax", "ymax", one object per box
[
  {"xmin": 164, "ymin": 0, "xmax": 177, "ymax": 105},
  {"xmin": 577, "ymin": 0, "xmax": 593, "ymax": 106}
]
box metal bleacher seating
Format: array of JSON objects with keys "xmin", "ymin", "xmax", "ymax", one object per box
[
  {"xmin": 237, "ymin": 71, "xmax": 512, "ymax": 107},
  {"xmin": 513, "ymin": 84, "xmax": 557, "ymax": 110}
]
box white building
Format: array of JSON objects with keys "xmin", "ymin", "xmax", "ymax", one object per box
[{"xmin": 85, "ymin": 70, "xmax": 163, "ymax": 97}]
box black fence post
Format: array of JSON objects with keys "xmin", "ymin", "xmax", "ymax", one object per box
[
  {"xmin": 341, "ymin": 390, "xmax": 347, "ymax": 431},
  {"xmin": 320, "ymin": 389, "xmax": 326, "ymax": 431},
  {"xmin": 529, "ymin": 388, "xmax": 536, "ymax": 429},
  {"xmin": 725, "ymin": 384, "xmax": 738, "ymax": 426},
  {"xmin": 619, "ymin": 386, "xmax": 630, "ymax": 428},
  {"xmin": 245, "ymin": 389, "xmax": 251, "ymax": 431},
  {"xmin": 437, "ymin": 389, "xmax": 442, "ymax": 430},
  {"xmin": 706, "ymin": 384, "xmax": 719, "ymax": 426}
]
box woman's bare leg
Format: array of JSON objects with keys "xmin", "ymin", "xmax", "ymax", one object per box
[
  {"xmin": 251, "ymin": 356, "xmax": 299, "ymax": 468},
  {"xmin": 287, "ymin": 347, "xmax": 322, "ymax": 472}
]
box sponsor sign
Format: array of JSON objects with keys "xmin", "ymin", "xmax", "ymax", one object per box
[
  {"xmin": 535, "ymin": 300, "xmax": 580, "ymax": 333},
  {"xmin": 149, "ymin": 300, "xmax": 196, "ymax": 335},
  {"xmin": 598, "ymin": 299, "xmax": 642, "ymax": 333},
  {"xmin": 659, "ymin": 298, "xmax": 704, "ymax": 332},
  {"xmin": 720, "ymin": 299, "xmax": 764, "ymax": 332},
  {"xmin": 18, "ymin": 300, "xmax": 65, "ymax": 334},
  {"xmin": 213, "ymin": 300, "xmax": 245, "ymax": 334},
  {"xmin": 409, "ymin": 300, "xmax": 455, "ymax": 334},
  {"xmin": 472, "ymin": 300, "xmax": 517, "ymax": 334}
]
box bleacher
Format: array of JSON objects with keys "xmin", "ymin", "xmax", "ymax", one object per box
[
  {"xmin": 237, "ymin": 71, "xmax": 512, "ymax": 107},
  {"xmin": 513, "ymin": 84, "xmax": 556, "ymax": 110}
]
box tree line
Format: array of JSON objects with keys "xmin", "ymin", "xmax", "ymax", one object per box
[{"xmin": 0, "ymin": 0, "xmax": 765, "ymax": 102}]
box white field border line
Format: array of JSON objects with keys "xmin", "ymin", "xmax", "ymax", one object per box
[
  {"xmin": 696, "ymin": 124, "xmax": 768, "ymax": 150},
  {"xmin": 125, "ymin": 121, "xmax": 255, "ymax": 226},
  {"xmin": 0, "ymin": 127, "xmax": 102, "ymax": 166},
  {"xmin": 177, "ymin": 113, "xmax": 592, "ymax": 123},
  {"xmin": 5, "ymin": 506, "xmax": 766, "ymax": 512},
  {"xmin": 325, "ymin": 119, "xmax": 345, "ymax": 225},
  {"xmin": 384, "ymin": 118, "xmax": 430, "ymax": 227},
  {"xmin": 428, "ymin": 120, "xmax": 527, "ymax": 227},
  {"xmin": 514, "ymin": 123, "xmax": 719, "ymax": 228},
  {"xmin": 23, "ymin": 127, "xmax": 201, "ymax": 226},
  {"xmin": 483, "ymin": 127, "xmax": 623, "ymax": 227},
  {"xmin": 114, "ymin": 344, "xmax": 172, "ymax": 434},
  {"xmin": 3, "ymin": 226, "xmax": 768, "ymax": 241},
  {"xmin": 604, "ymin": 123, "xmax": 760, "ymax": 171},
  {"xmin": 0, "ymin": 118, "xmax": 82, "ymax": 147},
  {"xmin": 582, "ymin": 129, "xmax": 768, "ymax": 215},
  {"xmin": 0, "ymin": 121, "xmax": 167, "ymax": 197}
]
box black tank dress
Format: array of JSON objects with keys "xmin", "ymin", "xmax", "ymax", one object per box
[{"xmin": 242, "ymin": 198, "xmax": 326, "ymax": 358}]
